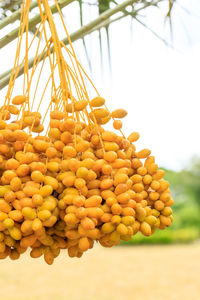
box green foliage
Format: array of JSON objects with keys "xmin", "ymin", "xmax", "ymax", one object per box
[
  {"xmin": 164, "ymin": 158, "xmax": 200, "ymax": 207},
  {"xmin": 121, "ymin": 228, "xmax": 199, "ymax": 245}
]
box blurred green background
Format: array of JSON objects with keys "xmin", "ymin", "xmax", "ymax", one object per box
[{"xmin": 121, "ymin": 157, "xmax": 200, "ymax": 245}]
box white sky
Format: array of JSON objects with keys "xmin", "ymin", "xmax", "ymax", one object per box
[{"xmin": 0, "ymin": 0, "xmax": 200, "ymax": 171}]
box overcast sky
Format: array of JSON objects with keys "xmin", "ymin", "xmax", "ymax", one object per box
[{"xmin": 0, "ymin": 0, "xmax": 200, "ymax": 171}]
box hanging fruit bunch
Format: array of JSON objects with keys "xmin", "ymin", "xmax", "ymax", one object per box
[{"xmin": 0, "ymin": 0, "xmax": 174, "ymax": 264}]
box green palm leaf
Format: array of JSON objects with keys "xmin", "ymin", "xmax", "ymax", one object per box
[{"xmin": 0, "ymin": 0, "xmax": 178, "ymax": 89}]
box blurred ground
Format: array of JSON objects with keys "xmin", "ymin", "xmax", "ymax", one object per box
[{"xmin": 0, "ymin": 243, "xmax": 200, "ymax": 300}]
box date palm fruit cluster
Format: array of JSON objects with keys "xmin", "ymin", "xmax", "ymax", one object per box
[{"xmin": 0, "ymin": 94, "xmax": 174, "ymax": 264}]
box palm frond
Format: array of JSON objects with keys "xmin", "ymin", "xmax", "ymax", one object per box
[
  {"xmin": 0, "ymin": 0, "xmax": 23, "ymax": 19},
  {"xmin": 0, "ymin": 0, "xmax": 182, "ymax": 89},
  {"xmin": 78, "ymin": 0, "xmax": 92, "ymax": 72},
  {"xmin": 98, "ymin": 0, "xmax": 111, "ymax": 74}
]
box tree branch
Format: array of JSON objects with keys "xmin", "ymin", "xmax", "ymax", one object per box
[
  {"xmin": 0, "ymin": 0, "xmax": 140, "ymax": 90},
  {"xmin": 0, "ymin": 0, "xmax": 75, "ymax": 49},
  {"xmin": 0, "ymin": 1, "xmax": 38, "ymax": 30}
]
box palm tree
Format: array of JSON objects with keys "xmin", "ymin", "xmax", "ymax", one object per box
[{"xmin": 0, "ymin": 0, "xmax": 176, "ymax": 89}]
